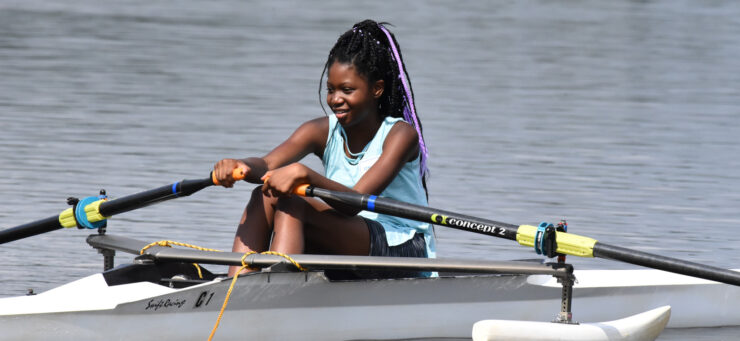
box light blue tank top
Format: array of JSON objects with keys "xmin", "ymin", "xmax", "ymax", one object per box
[{"xmin": 323, "ymin": 114, "xmax": 436, "ymax": 258}]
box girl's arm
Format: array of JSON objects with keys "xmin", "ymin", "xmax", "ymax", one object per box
[
  {"xmin": 213, "ymin": 117, "xmax": 329, "ymax": 187},
  {"xmin": 262, "ymin": 121, "xmax": 419, "ymax": 213},
  {"xmin": 353, "ymin": 121, "xmax": 420, "ymax": 195}
]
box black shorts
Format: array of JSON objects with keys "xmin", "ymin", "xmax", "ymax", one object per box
[
  {"xmin": 365, "ymin": 218, "xmax": 427, "ymax": 258},
  {"xmin": 357, "ymin": 218, "xmax": 428, "ymax": 279}
]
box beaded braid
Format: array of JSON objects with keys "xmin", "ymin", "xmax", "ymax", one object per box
[
  {"xmin": 377, "ymin": 24, "xmax": 428, "ymax": 181},
  {"xmin": 319, "ymin": 20, "xmax": 430, "ymax": 193}
]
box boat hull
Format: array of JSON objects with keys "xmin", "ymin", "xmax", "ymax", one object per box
[
  {"xmin": 0, "ymin": 267, "xmax": 738, "ymax": 340},
  {"xmin": 1, "ymin": 271, "xmax": 538, "ymax": 340}
]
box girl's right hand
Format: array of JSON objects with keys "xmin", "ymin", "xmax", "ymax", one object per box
[{"xmin": 213, "ymin": 159, "xmax": 249, "ymax": 188}]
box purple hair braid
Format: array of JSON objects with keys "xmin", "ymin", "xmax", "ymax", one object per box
[{"xmin": 378, "ymin": 24, "xmax": 429, "ymax": 179}]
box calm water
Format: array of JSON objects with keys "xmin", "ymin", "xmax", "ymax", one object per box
[{"xmin": 1, "ymin": 1, "xmax": 739, "ymax": 339}]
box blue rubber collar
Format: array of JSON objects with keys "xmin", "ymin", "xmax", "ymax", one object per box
[
  {"xmin": 74, "ymin": 195, "xmax": 107, "ymax": 229},
  {"xmin": 534, "ymin": 222, "xmax": 553, "ymax": 255}
]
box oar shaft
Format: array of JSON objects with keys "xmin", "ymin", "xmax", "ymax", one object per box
[
  {"xmin": 0, "ymin": 216, "xmax": 62, "ymax": 244},
  {"xmin": 593, "ymin": 243, "xmax": 740, "ymax": 286},
  {"xmin": 99, "ymin": 177, "xmax": 213, "ymax": 217},
  {"xmin": 0, "ymin": 169, "xmax": 245, "ymax": 245},
  {"xmin": 298, "ymin": 185, "xmax": 740, "ymax": 287},
  {"xmin": 0, "ymin": 180, "xmax": 205, "ymax": 245},
  {"xmin": 305, "ymin": 186, "xmax": 520, "ymax": 241}
]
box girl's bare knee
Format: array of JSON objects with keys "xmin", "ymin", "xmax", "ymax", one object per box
[{"xmin": 275, "ymin": 195, "xmax": 306, "ymax": 218}]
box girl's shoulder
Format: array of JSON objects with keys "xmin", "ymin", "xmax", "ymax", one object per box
[
  {"xmin": 383, "ymin": 119, "xmax": 420, "ymax": 161},
  {"xmin": 296, "ymin": 116, "xmax": 330, "ymax": 156},
  {"xmin": 386, "ymin": 118, "xmax": 415, "ymax": 137},
  {"xmin": 294, "ymin": 116, "xmax": 329, "ymax": 134},
  {"xmin": 286, "ymin": 116, "xmax": 330, "ymax": 146},
  {"xmin": 381, "ymin": 116, "xmax": 413, "ymax": 137},
  {"xmin": 383, "ymin": 115, "xmax": 405, "ymax": 124},
  {"xmin": 304, "ymin": 116, "xmax": 329, "ymax": 129}
]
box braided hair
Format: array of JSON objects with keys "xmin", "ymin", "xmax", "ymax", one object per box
[{"xmin": 319, "ymin": 20, "xmax": 430, "ymax": 193}]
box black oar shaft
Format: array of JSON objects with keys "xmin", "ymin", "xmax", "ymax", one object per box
[
  {"xmin": 0, "ymin": 172, "xmax": 237, "ymax": 245},
  {"xmin": 99, "ymin": 178, "xmax": 213, "ymax": 217},
  {"xmin": 0, "ymin": 216, "xmax": 62, "ymax": 244},
  {"xmin": 300, "ymin": 185, "xmax": 740, "ymax": 287},
  {"xmin": 594, "ymin": 243, "xmax": 740, "ymax": 286},
  {"xmin": 0, "ymin": 179, "xmax": 205, "ymax": 245},
  {"xmin": 308, "ymin": 187, "xmax": 520, "ymax": 241}
]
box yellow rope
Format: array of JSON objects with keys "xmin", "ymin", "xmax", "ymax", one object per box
[
  {"xmin": 139, "ymin": 241, "xmax": 221, "ymax": 281},
  {"xmin": 138, "ymin": 240, "xmax": 307, "ymax": 340},
  {"xmin": 139, "ymin": 240, "xmax": 222, "ymax": 255},
  {"xmin": 260, "ymin": 251, "xmax": 308, "ymax": 271},
  {"xmin": 208, "ymin": 250, "xmax": 307, "ymax": 340},
  {"xmin": 192, "ymin": 263, "xmax": 204, "ymax": 279},
  {"xmin": 208, "ymin": 252, "xmax": 255, "ymax": 341}
]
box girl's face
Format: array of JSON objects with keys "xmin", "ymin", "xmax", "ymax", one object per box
[{"xmin": 326, "ymin": 62, "xmax": 384, "ymax": 129}]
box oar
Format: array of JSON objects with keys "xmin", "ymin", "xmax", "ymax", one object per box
[
  {"xmin": 0, "ymin": 169, "xmax": 245, "ymax": 245},
  {"xmin": 294, "ymin": 185, "xmax": 740, "ymax": 287}
]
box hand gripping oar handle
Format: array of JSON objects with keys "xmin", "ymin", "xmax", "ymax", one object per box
[
  {"xmin": 294, "ymin": 184, "xmax": 740, "ymax": 287},
  {"xmin": 0, "ymin": 168, "xmax": 245, "ymax": 245},
  {"xmin": 212, "ymin": 167, "xmax": 246, "ymax": 186}
]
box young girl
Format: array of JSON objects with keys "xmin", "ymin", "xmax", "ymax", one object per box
[{"xmin": 213, "ymin": 20, "xmax": 435, "ymax": 277}]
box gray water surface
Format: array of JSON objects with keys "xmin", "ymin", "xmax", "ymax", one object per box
[{"xmin": 1, "ymin": 1, "xmax": 739, "ymax": 339}]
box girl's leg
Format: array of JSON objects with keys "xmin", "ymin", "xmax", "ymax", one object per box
[
  {"xmin": 271, "ymin": 195, "xmax": 370, "ymax": 255},
  {"xmin": 269, "ymin": 196, "xmax": 305, "ymax": 254},
  {"xmin": 228, "ymin": 186, "xmax": 277, "ymax": 276}
]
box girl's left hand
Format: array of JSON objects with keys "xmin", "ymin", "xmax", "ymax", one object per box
[{"xmin": 261, "ymin": 163, "xmax": 310, "ymax": 197}]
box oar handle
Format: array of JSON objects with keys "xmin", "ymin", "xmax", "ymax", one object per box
[
  {"xmin": 294, "ymin": 184, "xmax": 310, "ymax": 196},
  {"xmin": 211, "ymin": 167, "xmax": 246, "ymax": 186}
]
